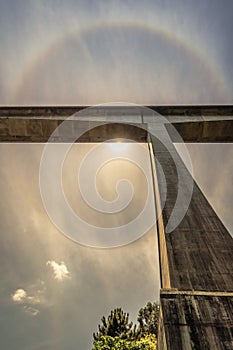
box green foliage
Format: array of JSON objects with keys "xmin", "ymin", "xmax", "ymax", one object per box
[
  {"xmin": 93, "ymin": 334, "xmax": 157, "ymax": 350},
  {"xmin": 93, "ymin": 308, "xmax": 136, "ymax": 341},
  {"xmin": 137, "ymin": 302, "xmax": 159, "ymax": 338},
  {"xmin": 137, "ymin": 334, "xmax": 157, "ymax": 349},
  {"xmin": 93, "ymin": 302, "xmax": 159, "ymax": 349}
]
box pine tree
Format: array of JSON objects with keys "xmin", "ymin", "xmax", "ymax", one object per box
[
  {"xmin": 136, "ymin": 302, "xmax": 159, "ymax": 338},
  {"xmin": 93, "ymin": 308, "xmax": 136, "ymax": 341}
]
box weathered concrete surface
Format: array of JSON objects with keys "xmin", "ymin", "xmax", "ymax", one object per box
[
  {"xmin": 0, "ymin": 119, "xmax": 147, "ymax": 142},
  {"xmin": 159, "ymin": 290, "xmax": 233, "ymax": 350},
  {"xmin": 167, "ymin": 120, "xmax": 233, "ymax": 142},
  {"xmin": 1, "ymin": 105, "xmax": 232, "ymax": 142},
  {"xmin": 151, "ymin": 134, "xmax": 233, "ymax": 291},
  {"xmin": 150, "ymin": 127, "xmax": 233, "ymax": 350},
  {"xmin": 0, "ymin": 105, "xmax": 233, "ymax": 116}
]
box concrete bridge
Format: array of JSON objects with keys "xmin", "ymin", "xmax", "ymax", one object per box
[{"xmin": 0, "ymin": 105, "xmax": 233, "ymax": 349}]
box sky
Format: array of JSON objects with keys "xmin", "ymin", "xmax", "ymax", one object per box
[
  {"xmin": 1, "ymin": 0, "xmax": 233, "ymax": 105},
  {"xmin": 0, "ymin": 143, "xmax": 160, "ymax": 350},
  {"xmin": 0, "ymin": 1, "xmax": 233, "ymax": 350}
]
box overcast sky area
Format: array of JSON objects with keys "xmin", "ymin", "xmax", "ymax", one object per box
[
  {"xmin": 0, "ymin": 1, "xmax": 233, "ymax": 350},
  {"xmin": 0, "ymin": 143, "xmax": 160, "ymax": 350},
  {"xmin": 1, "ymin": 0, "xmax": 233, "ymax": 105}
]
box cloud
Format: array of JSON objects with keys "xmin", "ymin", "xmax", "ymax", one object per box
[
  {"xmin": 46, "ymin": 260, "xmax": 70, "ymax": 281},
  {"xmin": 11, "ymin": 288, "xmax": 41, "ymax": 304},
  {"xmin": 11, "ymin": 288, "xmax": 42, "ymax": 317},
  {"xmin": 12, "ymin": 288, "xmax": 27, "ymax": 303}
]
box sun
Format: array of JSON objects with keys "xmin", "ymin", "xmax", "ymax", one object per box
[{"xmin": 108, "ymin": 140, "xmax": 131, "ymax": 152}]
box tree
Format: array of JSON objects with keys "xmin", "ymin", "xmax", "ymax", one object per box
[
  {"xmin": 93, "ymin": 308, "xmax": 136, "ymax": 341},
  {"xmin": 93, "ymin": 334, "xmax": 157, "ymax": 350},
  {"xmin": 93, "ymin": 302, "xmax": 159, "ymax": 349},
  {"xmin": 136, "ymin": 302, "xmax": 159, "ymax": 339}
]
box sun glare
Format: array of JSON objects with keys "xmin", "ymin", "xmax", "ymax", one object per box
[{"xmin": 108, "ymin": 140, "xmax": 130, "ymax": 152}]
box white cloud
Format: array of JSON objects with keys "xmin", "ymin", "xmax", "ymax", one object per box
[
  {"xmin": 46, "ymin": 260, "xmax": 70, "ymax": 281},
  {"xmin": 12, "ymin": 289, "xmax": 40, "ymax": 317},
  {"xmin": 12, "ymin": 289, "xmax": 27, "ymax": 303},
  {"xmin": 11, "ymin": 288, "xmax": 40, "ymax": 304}
]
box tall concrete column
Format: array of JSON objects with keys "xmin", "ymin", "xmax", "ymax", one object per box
[{"xmin": 150, "ymin": 126, "xmax": 233, "ymax": 350}]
